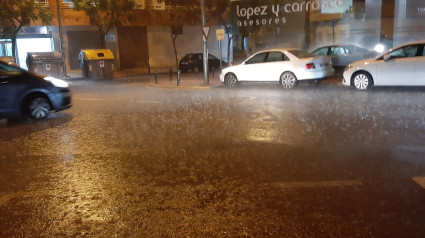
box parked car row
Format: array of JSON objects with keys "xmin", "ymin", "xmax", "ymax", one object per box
[{"xmin": 218, "ymin": 40, "xmax": 425, "ymax": 90}]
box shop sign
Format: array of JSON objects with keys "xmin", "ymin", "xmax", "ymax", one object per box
[{"xmin": 234, "ymin": 0, "xmax": 350, "ymax": 28}]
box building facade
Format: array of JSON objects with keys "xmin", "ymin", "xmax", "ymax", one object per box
[{"xmin": 1, "ymin": 0, "xmax": 425, "ymax": 75}]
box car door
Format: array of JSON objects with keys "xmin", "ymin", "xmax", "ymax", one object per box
[
  {"xmin": 238, "ymin": 52, "xmax": 268, "ymax": 81},
  {"xmin": 261, "ymin": 51, "xmax": 289, "ymax": 82},
  {"xmin": 414, "ymin": 44, "xmax": 425, "ymax": 85},
  {"xmin": 0, "ymin": 71, "xmax": 12, "ymax": 116},
  {"xmin": 375, "ymin": 44, "xmax": 418, "ymax": 86},
  {"xmin": 329, "ymin": 46, "xmax": 347, "ymax": 67},
  {"xmin": 0, "ymin": 65, "xmax": 26, "ymax": 117}
]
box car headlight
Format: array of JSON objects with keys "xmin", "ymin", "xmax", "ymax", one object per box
[{"xmin": 44, "ymin": 76, "xmax": 69, "ymax": 88}]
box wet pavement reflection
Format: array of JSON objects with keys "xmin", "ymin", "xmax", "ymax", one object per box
[{"xmin": 1, "ymin": 81, "xmax": 425, "ymax": 237}]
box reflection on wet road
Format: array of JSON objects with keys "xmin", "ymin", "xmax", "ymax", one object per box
[{"xmin": 1, "ymin": 82, "xmax": 425, "ymax": 237}]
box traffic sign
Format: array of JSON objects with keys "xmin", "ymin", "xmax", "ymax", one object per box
[
  {"xmin": 216, "ymin": 29, "xmax": 225, "ymax": 41},
  {"xmin": 201, "ymin": 26, "xmax": 210, "ymax": 41}
]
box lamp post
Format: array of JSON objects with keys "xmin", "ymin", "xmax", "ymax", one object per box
[
  {"xmin": 201, "ymin": 0, "xmax": 209, "ymax": 85},
  {"xmin": 331, "ymin": 19, "xmax": 338, "ymax": 45},
  {"xmin": 56, "ymin": 0, "xmax": 67, "ymax": 78}
]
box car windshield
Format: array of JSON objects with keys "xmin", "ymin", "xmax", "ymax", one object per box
[
  {"xmin": 0, "ymin": 62, "xmax": 23, "ymax": 73},
  {"xmin": 288, "ymin": 50, "xmax": 314, "ymax": 58}
]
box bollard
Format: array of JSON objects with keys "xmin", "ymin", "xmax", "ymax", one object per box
[
  {"xmin": 154, "ymin": 70, "xmax": 158, "ymax": 84},
  {"xmin": 177, "ymin": 70, "xmax": 181, "ymax": 86}
]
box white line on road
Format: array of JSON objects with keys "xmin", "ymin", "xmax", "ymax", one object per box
[
  {"xmin": 412, "ymin": 177, "xmax": 425, "ymax": 189},
  {"xmin": 74, "ymin": 98, "xmax": 161, "ymax": 104},
  {"xmin": 73, "ymin": 97, "xmax": 105, "ymax": 101},
  {"xmin": 273, "ymin": 180, "xmax": 363, "ymax": 189}
]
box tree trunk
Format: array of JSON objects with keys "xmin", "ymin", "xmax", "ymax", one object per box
[
  {"xmin": 171, "ymin": 32, "xmax": 178, "ymax": 71},
  {"xmin": 11, "ymin": 32, "xmax": 17, "ymax": 59},
  {"xmin": 100, "ymin": 30, "xmax": 106, "ymax": 49}
]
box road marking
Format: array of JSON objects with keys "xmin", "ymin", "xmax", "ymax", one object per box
[
  {"xmin": 135, "ymin": 100, "xmax": 161, "ymax": 104},
  {"xmin": 273, "ymin": 180, "xmax": 363, "ymax": 189},
  {"xmin": 73, "ymin": 97, "xmax": 105, "ymax": 101},
  {"xmin": 412, "ymin": 177, "xmax": 425, "ymax": 189},
  {"xmin": 74, "ymin": 98, "xmax": 161, "ymax": 104}
]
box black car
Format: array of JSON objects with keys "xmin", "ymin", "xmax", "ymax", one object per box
[
  {"xmin": 178, "ymin": 53, "xmax": 223, "ymax": 72},
  {"xmin": 0, "ymin": 61, "xmax": 71, "ymax": 120}
]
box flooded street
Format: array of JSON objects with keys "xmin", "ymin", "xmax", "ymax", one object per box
[{"xmin": 1, "ymin": 80, "xmax": 425, "ymax": 237}]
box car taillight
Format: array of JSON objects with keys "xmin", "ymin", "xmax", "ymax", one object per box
[{"xmin": 306, "ymin": 63, "xmax": 316, "ymax": 69}]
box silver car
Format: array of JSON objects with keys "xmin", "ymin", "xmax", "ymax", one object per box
[
  {"xmin": 311, "ymin": 44, "xmax": 377, "ymax": 75},
  {"xmin": 342, "ymin": 41, "xmax": 425, "ymax": 90}
]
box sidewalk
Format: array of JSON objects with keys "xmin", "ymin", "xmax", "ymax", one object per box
[
  {"xmin": 65, "ymin": 68, "xmax": 342, "ymax": 89},
  {"xmin": 65, "ymin": 68, "xmax": 223, "ymax": 89}
]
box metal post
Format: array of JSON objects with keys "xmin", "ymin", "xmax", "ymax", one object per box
[
  {"xmin": 331, "ymin": 19, "xmax": 337, "ymax": 45},
  {"xmin": 154, "ymin": 70, "xmax": 158, "ymax": 84},
  {"xmin": 201, "ymin": 0, "xmax": 209, "ymax": 85},
  {"xmin": 177, "ymin": 70, "xmax": 181, "ymax": 86},
  {"xmin": 56, "ymin": 0, "xmax": 67, "ymax": 78},
  {"xmin": 219, "ymin": 40, "xmax": 223, "ymax": 71}
]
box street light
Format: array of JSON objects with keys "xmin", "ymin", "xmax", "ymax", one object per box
[
  {"xmin": 201, "ymin": 0, "xmax": 208, "ymax": 85},
  {"xmin": 331, "ymin": 19, "xmax": 338, "ymax": 45}
]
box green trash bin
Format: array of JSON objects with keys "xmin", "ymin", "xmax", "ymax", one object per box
[
  {"xmin": 79, "ymin": 49, "xmax": 114, "ymax": 79},
  {"xmin": 26, "ymin": 52, "xmax": 64, "ymax": 78}
]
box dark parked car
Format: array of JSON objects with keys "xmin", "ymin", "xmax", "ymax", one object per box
[
  {"xmin": 178, "ymin": 53, "xmax": 223, "ymax": 72},
  {"xmin": 0, "ymin": 61, "xmax": 71, "ymax": 120},
  {"xmin": 311, "ymin": 44, "xmax": 377, "ymax": 75}
]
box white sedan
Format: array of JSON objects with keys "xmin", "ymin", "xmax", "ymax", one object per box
[
  {"xmin": 220, "ymin": 49, "xmax": 334, "ymax": 89},
  {"xmin": 343, "ymin": 40, "xmax": 425, "ymax": 90}
]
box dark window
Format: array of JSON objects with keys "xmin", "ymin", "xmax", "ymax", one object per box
[
  {"xmin": 389, "ymin": 45, "xmax": 419, "ymax": 58},
  {"xmin": 266, "ymin": 52, "xmax": 287, "ymax": 62},
  {"xmin": 312, "ymin": 47, "xmax": 329, "ymax": 56},
  {"xmin": 330, "ymin": 47, "xmax": 347, "ymax": 55},
  {"xmin": 246, "ymin": 52, "xmax": 267, "ymax": 64}
]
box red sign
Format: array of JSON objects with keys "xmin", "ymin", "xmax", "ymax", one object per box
[{"xmin": 201, "ymin": 26, "xmax": 210, "ymax": 41}]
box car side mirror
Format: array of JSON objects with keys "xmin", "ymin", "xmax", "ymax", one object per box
[{"xmin": 383, "ymin": 54, "xmax": 391, "ymax": 61}]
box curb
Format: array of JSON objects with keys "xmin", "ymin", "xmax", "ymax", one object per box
[{"xmin": 148, "ymin": 83, "xmax": 217, "ymax": 90}]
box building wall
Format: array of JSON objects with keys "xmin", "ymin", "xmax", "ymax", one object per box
[
  {"xmin": 147, "ymin": 26, "xmax": 225, "ymax": 72},
  {"xmin": 117, "ymin": 26, "xmax": 149, "ymax": 70}
]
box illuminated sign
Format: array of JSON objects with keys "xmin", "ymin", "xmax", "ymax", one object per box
[{"xmin": 233, "ymin": 0, "xmax": 352, "ymax": 28}]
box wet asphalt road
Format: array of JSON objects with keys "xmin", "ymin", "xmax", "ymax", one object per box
[{"xmin": 1, "ymin": 78, "xmax": 425, "ymax": 237}]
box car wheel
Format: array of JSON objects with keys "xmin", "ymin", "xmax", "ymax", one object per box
[
  {"xmin": 280, "ymin": 72, "xmax": 298, "ymax": 89},
  {"xmin": 28, "ymin": 97, "xmax": 50, "ymax": 120},
  {"xmin": 352, "ymin": 72, "xmax": 372, "ymax": 90},
  {"xmin": 224, "ymin": 73, "xmax": 238, "ymax": 88}
]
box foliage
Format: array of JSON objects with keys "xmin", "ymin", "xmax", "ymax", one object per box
[
  {"xmin": 0, "ymin": 0, "xmax": 53, "ymax": 57},
  {"xmin": 72, "ymin": 0, "xmax": 135, "ymax": 47}
]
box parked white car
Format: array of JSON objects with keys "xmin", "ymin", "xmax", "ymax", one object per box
[
  {"xmin": 220, "ymin": 49, "xmax": 334, "ymax": 89},
  {"xmin": 343, "ymin": 40, "xmax": 425, "ymax": 90}
]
